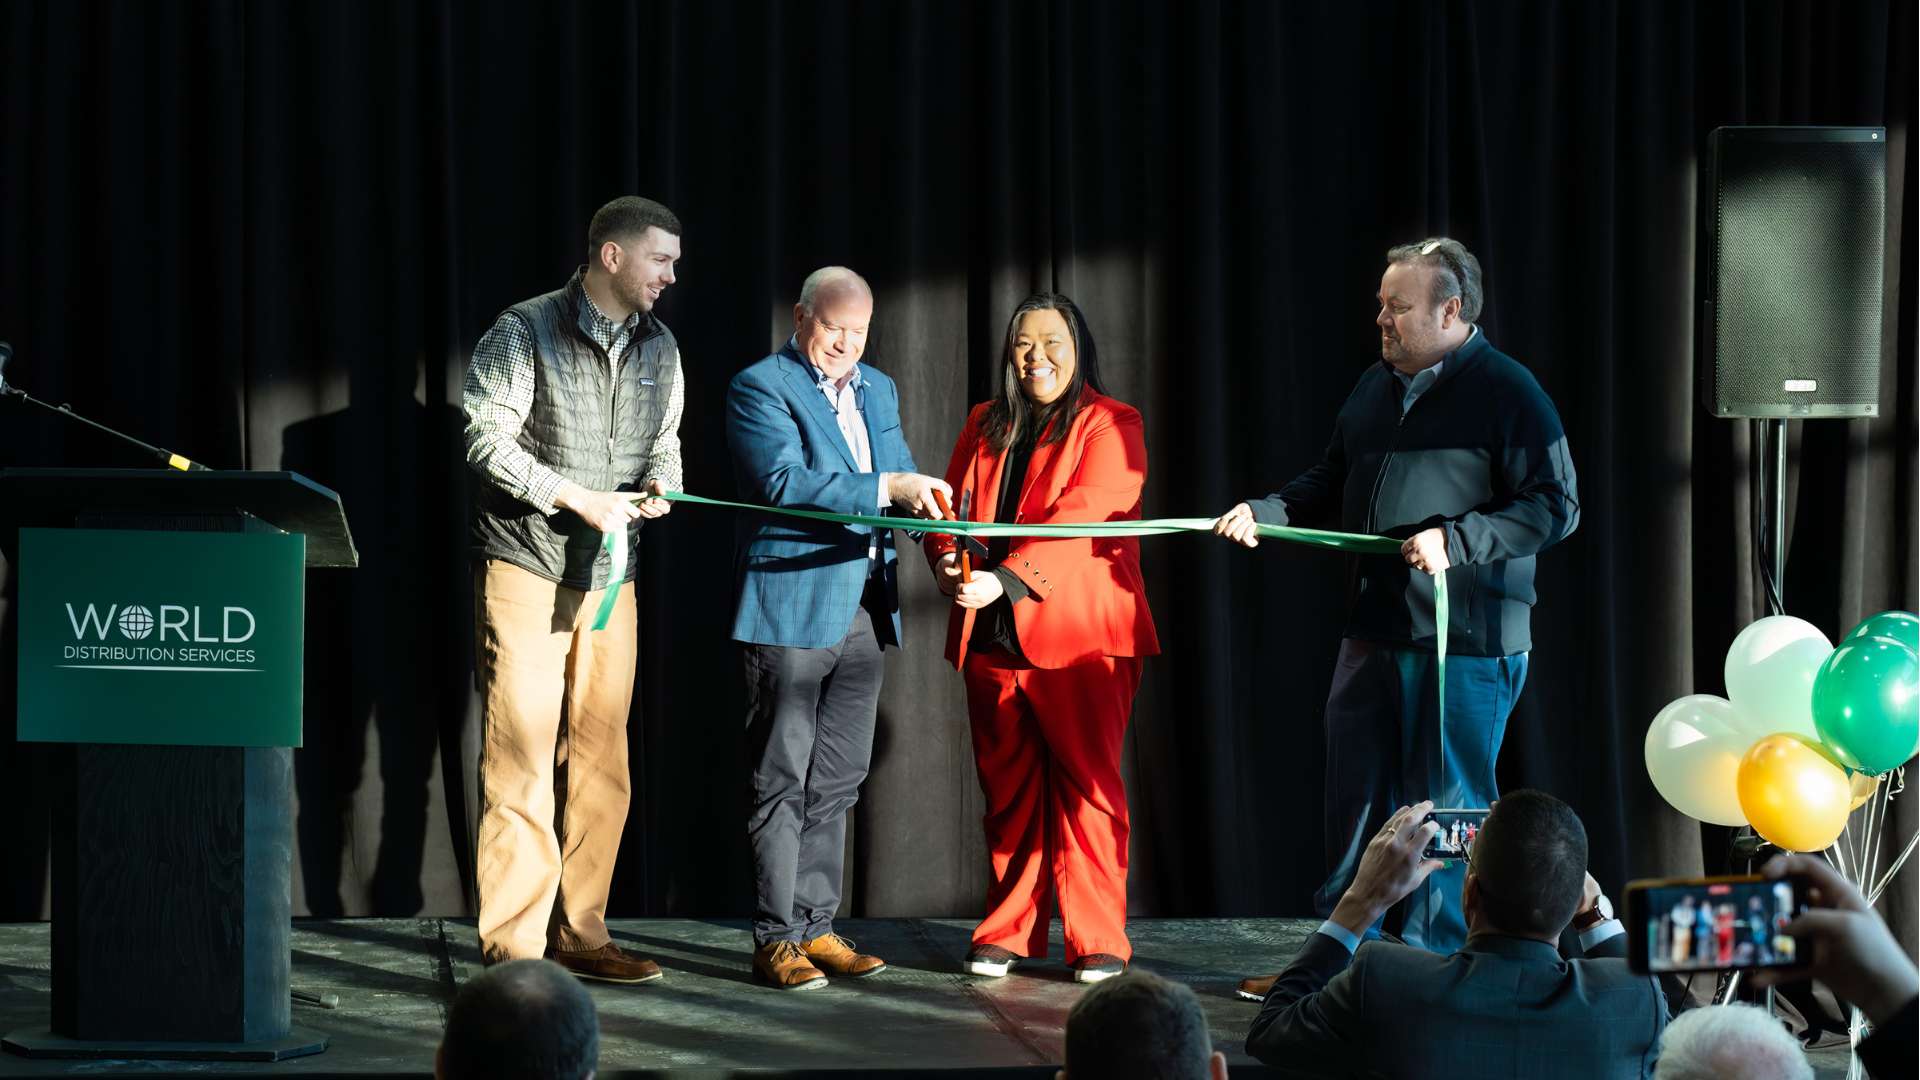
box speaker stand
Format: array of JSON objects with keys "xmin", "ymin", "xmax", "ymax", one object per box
[{"xmin": 1754, "ymin": 417, "xmax": 1788, "ymax": 616}]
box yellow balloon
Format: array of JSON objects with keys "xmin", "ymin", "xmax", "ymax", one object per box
[
  {"xmin": 1737, "ymin": 734, "xmax": 1852, "ymax": 852},
  {"xmin": 1849, "ymin": 771, "xmax": 1881, "ymax": 811}
]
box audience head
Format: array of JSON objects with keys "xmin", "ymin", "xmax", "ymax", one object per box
[
  {"xmin": 437, "ymin": 959, "xmax": 599, "ymax": 1080},
  {"xmin": 1653, "ymin": 1003, "xmax": 1811, "ymax": 1080},
  {"xmin": 1060, "ymin": 969, "xmax": 1227, "ymax": 1080},
  {"xmin": 1462, "ymin": 789, "xmax": 1589, "ymax": 941}
]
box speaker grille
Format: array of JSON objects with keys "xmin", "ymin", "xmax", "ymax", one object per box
[{"xmin": 1708, "ymin": 128, "xmax": 1885, "ymax": 418}]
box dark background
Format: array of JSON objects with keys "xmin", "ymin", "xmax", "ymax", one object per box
[{"xmin": 1, "ymin": 0, "xmax": 1913, "ymax": 954}]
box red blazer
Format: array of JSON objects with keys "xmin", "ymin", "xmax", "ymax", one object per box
[{"xmin": 924, "ymin": 390, "xmax": 1160, "ymax": 670}]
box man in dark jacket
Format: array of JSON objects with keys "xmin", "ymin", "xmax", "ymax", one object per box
[
  {"xmin": 1216, "ymin": 237, "xmax": 1579, "ymax": 963},
  {"xmin": 1245, "ymin": 792, "xmax": 1668, "ymax": 1079},
  {"xmin": 462, "ymin": 196, "xmax": 684, "ymax": 982}
]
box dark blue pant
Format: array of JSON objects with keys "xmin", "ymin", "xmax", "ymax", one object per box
[
  {"xmin": 1312, "ymin": 638, "xmax": 1528, "ymax": 953},
  {"xmin": 740, "ymin": 604, "xmax": 885, "ymax": 947}
]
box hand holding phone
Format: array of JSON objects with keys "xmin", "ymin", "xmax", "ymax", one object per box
[
  {"xmin": 1749, "ymin": 854, "xmax": 1919, "ymax": 1025},
  {"xmin": 1420, "ymin": 809, "xmax": 1490, "ymax": 861}
]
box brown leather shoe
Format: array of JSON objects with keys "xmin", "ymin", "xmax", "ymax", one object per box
[
  {"xmin": 754, "ymin": 940, "xmax": 829, "ymax": 990},
  {"xmin": 551, "ymin": 942, "xmax": 663, "ymax": 985},
  {"xmin": 803, "ymin": 933, "xmax": 886, "ymax": 978},
  {"xmin": 1237, "ymin": 973, "xmax": 1278, "ymax": 1001}
]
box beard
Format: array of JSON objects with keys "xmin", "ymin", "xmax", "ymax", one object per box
[{"xmin": 615, "ymin": 272, "xmax": 655, "ymax": 313}]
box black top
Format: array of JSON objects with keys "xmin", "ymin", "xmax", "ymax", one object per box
[
  {"xmin": 1244, "ymin": 331, "xmax": 1580, "ymax": 657},
  {"xmin": 969, "ymin": 432, "xmax": 1035, "ymax": 660}
]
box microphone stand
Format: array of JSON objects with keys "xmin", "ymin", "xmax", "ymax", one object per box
[{"xmin": 0, "ymin": 344, "xmax": 211, "ymax": 471}]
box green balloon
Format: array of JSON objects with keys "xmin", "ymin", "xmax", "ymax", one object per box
[
  {"xmin": 1812, "ymin": 635, "xmax": 1920, "ymax": 775},
  {"xmin": 1848, "ymin": 610, "xmax": 1920, "ymax": 654}
]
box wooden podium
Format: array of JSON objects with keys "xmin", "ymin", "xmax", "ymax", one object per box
[{"xmin": 0, "ymin": 468, "xmax": 357, "ymax": 1061}]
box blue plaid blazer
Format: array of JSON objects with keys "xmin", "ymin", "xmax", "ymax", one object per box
[{"xmin": 724, "ymin": 344, "xmax": 918, "ymax": 648}]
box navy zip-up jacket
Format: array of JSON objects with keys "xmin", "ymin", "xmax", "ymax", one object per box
[{"xmin": 1246, "ymin": 330, "xmax": 1579, "ymax": 657}]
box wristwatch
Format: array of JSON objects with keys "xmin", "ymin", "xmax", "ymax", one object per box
[{"xmin": 1572, "ymin": 893, "xmax": 1614, "ymax": 933}]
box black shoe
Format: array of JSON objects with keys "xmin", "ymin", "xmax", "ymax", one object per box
[
  {"xmin": 964, "ymin": 944, "xmax": 1020, "ymax": 977},
  {"xmin": 1071, "ymin": 953, "xmax": 1126, "ymax": 984}
]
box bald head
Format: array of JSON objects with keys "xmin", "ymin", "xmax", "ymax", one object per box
[
  {"xmin": 793, "ymin": 266, "xmax": 874, "ymax": 383},
  {"xmin": 798, "ymin": 266, "xmax": 872, "ymax": 315}
]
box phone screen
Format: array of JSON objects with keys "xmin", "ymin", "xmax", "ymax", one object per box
[
  {"xmin": 1626, "ymin": 876, "xmax": 1807, "ymax": 974},
  {"xmin": 1421, "ymin": 809, "xmax": 1489, "ymax": 861}
]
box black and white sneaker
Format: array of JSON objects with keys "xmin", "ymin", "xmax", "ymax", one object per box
[
  {"xmin": 964, "ymin": 944, "xmax": 1021, "ymax": 977},
  {"xmin": 1071, "ymin": 954, "xmax": 1126, "ymax": 984}
]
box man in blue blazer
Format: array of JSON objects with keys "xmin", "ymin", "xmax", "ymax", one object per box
[
  {"xmin": 1247, "ymin": 791, "xmax": 1682, "ymax": 1078},
  {"xmin": 725, "ymin": 266, "xmax": 950, "ymax": 991}
]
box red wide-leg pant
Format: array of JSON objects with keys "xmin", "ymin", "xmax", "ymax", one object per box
[{"xmin": 962, "ymin": 650, "xmax": 1142, "ymax": 963}]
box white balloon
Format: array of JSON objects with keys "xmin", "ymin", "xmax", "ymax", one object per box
[
  {"xmin": 1645, "ymin": 694, "xmax": 1752, "ymax": 826},
  {"xmin": 1724, "ymin": 616, "xmax": 1833, "ymax": 742}
]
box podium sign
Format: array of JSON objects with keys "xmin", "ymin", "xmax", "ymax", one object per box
[{"xmin": 17, "ymin": 527, "xmax": 306, "ymax": 747}]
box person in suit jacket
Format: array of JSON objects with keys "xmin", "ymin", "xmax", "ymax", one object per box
[
  {"xmin": 725, "ymin": 266, "xmax": 951, "ymax": 991},
  {"xmin": 924, "ymin": 293, "xmax": 1159, "ymax": 984},
  {"xmin": 1246, "ymin": 791, "xmax": 1675, "ymax": 1079}
]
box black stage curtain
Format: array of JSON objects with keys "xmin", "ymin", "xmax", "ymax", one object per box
[{"xmin": 2, "ymin": 1, "xmax": 1913, "ymax": 950}]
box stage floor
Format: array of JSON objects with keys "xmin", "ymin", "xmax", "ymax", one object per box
[{"xmin": 0, "ymin": 917, "xmax": 1861, "ymax": 1077}]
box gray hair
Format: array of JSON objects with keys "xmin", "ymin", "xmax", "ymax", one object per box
[
  {"xmin": 1386, "ymin": 236, "xmax": 1483, "ymax": 323},
  {"xmin": 1064, "ymin": 970, "xmax": 1213, "ymax": 1080},
  {"xmin": 1653, "ymin": 1004, "xmax": 1812, "ymax": 1080},
  {"xmin": 797, "ymin": 266, "xmax": 872, "ymax": 315}
]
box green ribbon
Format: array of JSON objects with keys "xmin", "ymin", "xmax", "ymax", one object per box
[
  {"xmin": 590, "ymin": 522, "xmax": 627, "ymax": 631},
  {"xmin": 598, "ymin": 489, "xmax": 1448, "ymax": 762},
  {"xmin": 650, "ymin": 490, "xmax": 1399, "ymax": 547}
]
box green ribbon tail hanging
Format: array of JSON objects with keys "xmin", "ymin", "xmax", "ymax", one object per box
[
  {"xmin": 590, "ymin": 522, "xmax": 627, "ymax": 632},
  {"xmin": 1434, "ymin": 570, "xmax": 1448, "ymax": 797}
]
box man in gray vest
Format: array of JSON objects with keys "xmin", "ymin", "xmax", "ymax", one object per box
[{"xmin": 462, "ymin": 196, "xmax": 684, "ymax": 984}]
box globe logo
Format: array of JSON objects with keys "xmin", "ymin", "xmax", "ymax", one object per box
[{"xmin": 118, "ymin": 605, "xmax": 155, "ymax": 640}]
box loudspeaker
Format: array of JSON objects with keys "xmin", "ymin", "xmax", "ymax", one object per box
[{"xmin": 1702, "ymin": 126, "xmax": 1886, "ymax": 418}]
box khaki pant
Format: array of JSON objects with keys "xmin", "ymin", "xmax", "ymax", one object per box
[{"xmin": 473, "ymin": 559, "xmax": 636, "ymax": 963}]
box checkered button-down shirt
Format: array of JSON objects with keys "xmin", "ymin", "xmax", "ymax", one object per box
[{"xmin": 463, "ymin": 278, "xmax": 684, "ymax": 514}]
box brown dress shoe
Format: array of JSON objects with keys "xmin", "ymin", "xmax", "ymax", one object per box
[
  {"xmin": 1237, "ymin": 973, "xmax": 1278, "ymax": 1001},
  {"xmin": 803, "ymin": 933, "xmax": 886, "ymax": 977},
  {"xmin": 754, "ymin": 940, "xmax": 829, "ymax": 990},
  {"xmin": 550, "ymin": 942, "xmax": 664, "ymax": 985}
]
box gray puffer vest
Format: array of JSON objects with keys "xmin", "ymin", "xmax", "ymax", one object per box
[{"xmin": 471, "ymin": 273, "xmax": 679, "ymax": 590}]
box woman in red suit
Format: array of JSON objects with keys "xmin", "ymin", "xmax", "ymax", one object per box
[{"xmin": 925, "ymin": 292, "xmax": 1159, "ymax": 984}]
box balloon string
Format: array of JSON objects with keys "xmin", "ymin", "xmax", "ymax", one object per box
[{"xmin": 1869, "ymin": 831, "xmax": 1919, "ymax": 906}]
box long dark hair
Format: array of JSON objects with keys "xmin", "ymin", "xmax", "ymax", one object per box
[{"xmin": 981, "ymin": 292, "xmax": 1108, "ymax": 452}]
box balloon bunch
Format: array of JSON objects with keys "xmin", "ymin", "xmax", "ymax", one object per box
[{"xmin": 1646, "ymin": 611, "xmax": 1918, "ymax": 875}]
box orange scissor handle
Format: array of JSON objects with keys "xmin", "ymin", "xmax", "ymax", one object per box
[{"xmin": 931, "ymin": 489, "xmax": 973, "ymax": 583}]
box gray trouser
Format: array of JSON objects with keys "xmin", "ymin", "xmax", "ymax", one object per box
[{"xmin": 741, "ymin": 603, "xmax": 885, "ymax": 947}]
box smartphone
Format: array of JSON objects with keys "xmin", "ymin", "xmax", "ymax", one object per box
[
  {"xmin": 1623, "ymin": 874, "xmax": 1809, "ymax": 975},
  {"xmin": 1421, "ymin": 808, "xmax": 1490, "ymax": 861}
]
